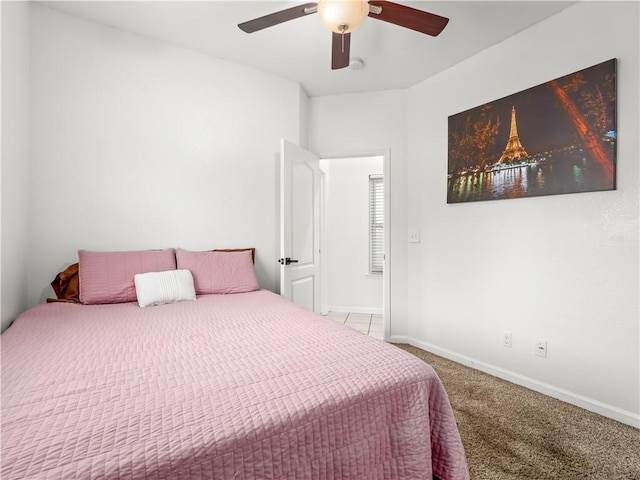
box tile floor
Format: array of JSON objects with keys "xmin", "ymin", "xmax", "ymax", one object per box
[{"xmin": 324, "ymin": 312, "xmax": 384, "ymax": 340}]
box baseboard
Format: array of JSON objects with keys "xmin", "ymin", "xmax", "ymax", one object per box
[
  {"xmin": 328, "ymin": 306, "xmax": 383, "ymax": 315},
  {"xmin": 389, "ymin": 335, "xmax": 640, "ymax": 429}
]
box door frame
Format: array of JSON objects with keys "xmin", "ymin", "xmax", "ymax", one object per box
[{"xmin": 318, "ymin": 149, "xmax": 391, "ymax": 340}]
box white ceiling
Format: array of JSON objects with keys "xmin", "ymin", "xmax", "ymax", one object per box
[{"xmin": 37, "ymin": 0, "xmax": 576, "ymax": 97}]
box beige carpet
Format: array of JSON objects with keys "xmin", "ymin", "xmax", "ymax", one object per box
[{"xmin": 395, "ymin": 344, "xmax": 640, "ymax": 480}]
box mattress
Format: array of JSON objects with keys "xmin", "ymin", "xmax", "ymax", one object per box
[{"xmin": 1, "ymin": 290, "xmax": 469, "ymax": 479}]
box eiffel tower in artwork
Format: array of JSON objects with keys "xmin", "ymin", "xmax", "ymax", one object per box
[{"xmin": 498, "ymin": 106, "xmax": 528, "ymax": 163}]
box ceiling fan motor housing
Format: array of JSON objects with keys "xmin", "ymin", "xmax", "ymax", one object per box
[{"xmin": 317, "ymin": 0, "xmax": 369, "ymax": 34}]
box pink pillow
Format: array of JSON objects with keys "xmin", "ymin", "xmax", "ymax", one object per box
[
  {"xmin": 176, "ymin": 248, "xmax": 259, "ymax": 295},
  {"xmin": 79, "ymin": 249, "xmax": 176, "ymax": 305}
]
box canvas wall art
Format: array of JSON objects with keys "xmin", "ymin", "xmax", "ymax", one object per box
[{"xmin": 447, "ymin": 59, "xmax": 617, "ymax": 203}]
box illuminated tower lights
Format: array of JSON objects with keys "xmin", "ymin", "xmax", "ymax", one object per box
[{"xmin": 498, "ymin": 106, "xmax": 528, "ymax": 163}]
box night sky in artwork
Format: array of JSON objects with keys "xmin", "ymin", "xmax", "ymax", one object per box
[{"xmin": 448, "ymin": 59, "xmax": 616, "ymax": 159}]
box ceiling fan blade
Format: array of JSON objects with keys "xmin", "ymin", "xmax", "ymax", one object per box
[
  {"xmin": 368, "ymin": 1, "xmax": 449, "ymax": 36},
  {"xmin": 238, "ymin": 2, "xmax": 318, "ymax": 33},
  {"xmin": 331, "ymin": 32, "xmax": 351, "ymax": 70}
]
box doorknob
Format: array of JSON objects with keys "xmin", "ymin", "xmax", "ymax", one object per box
[{"xmin": 278, "ymin": 257, "xmax": 299, "ymax": 265}]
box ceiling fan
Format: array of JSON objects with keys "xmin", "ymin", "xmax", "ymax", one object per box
[{"xmin": 238, "ymin": 0, "xmax": 449, "ymax": 70}]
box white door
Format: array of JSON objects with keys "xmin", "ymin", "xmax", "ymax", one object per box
[{"xmin": 280, "ymin": 139, "xmax": 321, "ymax": 312}]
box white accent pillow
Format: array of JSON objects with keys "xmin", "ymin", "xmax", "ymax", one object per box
[{"xmin": 134, "ymin": 269, "xmax": 196, "ymax": 308}]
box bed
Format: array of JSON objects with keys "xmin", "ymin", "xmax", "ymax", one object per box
[{"xmin": 1, "ymin": 249, "xmax": 469, "ymax": 479}]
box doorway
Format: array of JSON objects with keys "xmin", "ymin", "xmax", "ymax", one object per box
[{"xmin": 319, "ymin": 155, "xmax": 386, "ymax": 331}]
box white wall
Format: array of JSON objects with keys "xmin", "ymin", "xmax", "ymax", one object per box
[
  {"xmin": 1, "ymin": 1, "xmax": 30, "ymax": 332},
  {"xmin": 308, "ymin": 90, "xmax": 408, "ymax": 335},
  {"xmin": 320, "ymin": 156, "xmax": 383, "ymax": 313},
  {"xmin": 26, "ymin": 5, "xmax": 305, "ymax": 307},
  {"xmin": 405, "ymin": 1, "xmax": 639, "ymax": 426}
]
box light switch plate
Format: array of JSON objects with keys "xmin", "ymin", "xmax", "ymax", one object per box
[{"xmin": 409, "ymin": 228, "xmax": 420, "ymax": 243}]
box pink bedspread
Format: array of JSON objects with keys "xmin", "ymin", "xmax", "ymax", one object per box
[{"xmin": 2, "ymin": 290, "xmax": 468, "ymax": 479}]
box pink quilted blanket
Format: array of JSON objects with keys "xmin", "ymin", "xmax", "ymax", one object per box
[{"xmin": 1, "ymin": 290, "xmax": 469, "ymax": 479}]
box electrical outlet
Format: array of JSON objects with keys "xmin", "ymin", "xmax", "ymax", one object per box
[
  {"xmin": 502, "ymin": 331, "xmax": 512, "ymax": 348},
  {"xmin": 408, "ymin": 228, "xmax": 420, "ymax": 243},
  {"xmin": 535, "ymin": 339, "xmax": 547, "ymax": 357}
]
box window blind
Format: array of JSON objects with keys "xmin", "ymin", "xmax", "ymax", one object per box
[{"xmin": 369, "ymin": 175, "xmax": 384, "ymax": 275}]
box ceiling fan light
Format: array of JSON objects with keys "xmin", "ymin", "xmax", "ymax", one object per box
[{"xmin": 317, "ymin": 0, "xmax": 369, "ymax": 34}]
